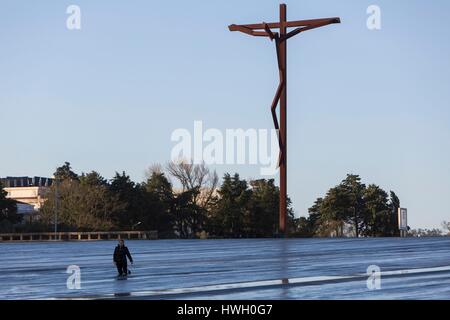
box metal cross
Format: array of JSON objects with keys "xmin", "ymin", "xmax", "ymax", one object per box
[{"xmin": 229, "ymin": 3, "xmax": 340, "ymax": 236}]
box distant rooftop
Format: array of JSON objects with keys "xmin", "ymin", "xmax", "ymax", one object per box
[{"xmin": 0, "ymin": 176, "xmax": 54, "ymax": 188}]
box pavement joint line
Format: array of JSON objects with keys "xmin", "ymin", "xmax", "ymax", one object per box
[{"xmin": 55, "ymin": 265, "xmax": 450, "ymax": 300}]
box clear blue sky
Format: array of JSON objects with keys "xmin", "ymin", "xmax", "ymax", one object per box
[{"xmin": 1, "ymin": 0, "xmax": 449, "ymax": 229}]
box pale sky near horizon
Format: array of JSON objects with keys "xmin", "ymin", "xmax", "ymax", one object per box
[{"xmin": 1, "ymin": 0, "xmax": 450, "ymax": 229}]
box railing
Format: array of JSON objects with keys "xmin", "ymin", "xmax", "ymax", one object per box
[{"xmin": 0, "ymin": 231, "xmax": 158, "ymax": 242}]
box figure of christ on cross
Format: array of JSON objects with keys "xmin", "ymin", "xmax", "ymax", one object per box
[{"xmin": 229, "ymin": 4, "xmax": 340, "ymax": 236}]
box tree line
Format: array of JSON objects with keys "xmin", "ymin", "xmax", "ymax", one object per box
[
  {"xmin": 36, "ymin": 162, "xmax": 294, "ymax": 238},
  {"xmin": 0, "ymin": 184, "xmax": 20, "ymax": 232},
  {"xmin": 293, "ymin": 174, "xmax": 402, "ymax": 237},
  {"xmin": 3, "ymin": 162, "xmax": 449, "ymax": 237}
]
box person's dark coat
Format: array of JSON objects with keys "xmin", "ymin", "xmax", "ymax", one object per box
[{"xmin": 113, "ymin": 245, "xmax": 133, "ymax": 264}]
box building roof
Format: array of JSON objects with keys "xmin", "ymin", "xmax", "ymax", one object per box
[{"xmin": 0, "ymin": 176, "xmax": 54, "ymax": 188}]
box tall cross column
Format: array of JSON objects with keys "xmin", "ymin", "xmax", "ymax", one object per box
[{"xmin": 229, "ymin": 3, "xmax": 340, "ymax": 236}]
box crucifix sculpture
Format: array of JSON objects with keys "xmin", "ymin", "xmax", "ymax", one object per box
[{"xmin": 229, "ymin": 4, "xmax": 340, "ymax": 236}]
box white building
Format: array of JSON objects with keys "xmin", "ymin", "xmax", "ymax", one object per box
[{"xmin": 1, "ymin": 177, "xmax": 53, "ymax": 222}]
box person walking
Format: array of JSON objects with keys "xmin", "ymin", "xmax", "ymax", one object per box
[{"xmin": 113, "ymin": 239, "xmax": 133, "ymax": 277}]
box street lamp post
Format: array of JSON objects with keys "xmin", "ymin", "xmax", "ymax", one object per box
[
  {"xmin": 54, "ymin": 177, "xmax": 59, "ymax": 235},
  {"xmin": 132, "ymin": 221, "xmax": 142, "ymax": 231}
]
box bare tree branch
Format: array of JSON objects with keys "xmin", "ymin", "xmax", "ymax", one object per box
[{"xmin": 166, "ymin": 159, "xmax": 218, "ymax": 209}]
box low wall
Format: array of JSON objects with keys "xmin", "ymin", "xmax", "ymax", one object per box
[{"xmin": 0, "ymin": 231, "xmax": 158, "ymax": 242}]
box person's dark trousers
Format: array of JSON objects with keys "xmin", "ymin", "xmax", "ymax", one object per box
[{"xmin": 116, "ymin": 261, "xmax": 128, "ymax": 276}]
